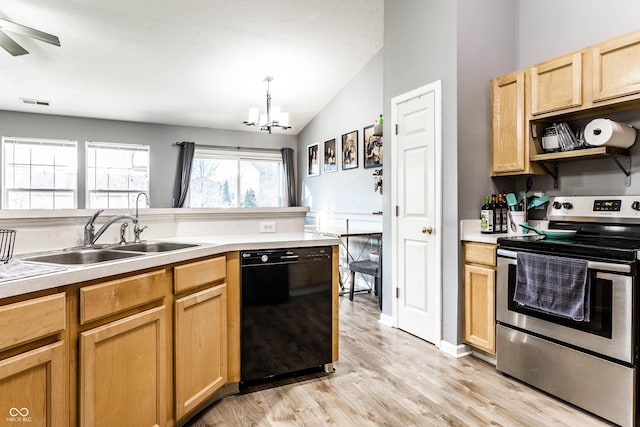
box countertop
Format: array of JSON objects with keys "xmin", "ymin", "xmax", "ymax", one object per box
[
  {"xmin": 0, "ymin": 232, "xmax": 341, "ymax": 300},
  {"xmin": 460, "ymin": 219, "xmax": 538, "ymax": 244}
]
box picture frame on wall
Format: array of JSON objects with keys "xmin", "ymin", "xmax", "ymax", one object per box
[
  {"xmin": 323, "ymin": 138, "xmax": 337, "ymax": 173},
  {"xmin": 363, "ymin": 125, "xmax": 383, "ymax": 169},
  {"xmin": 307, "ymin": 143, "xmax": 320, "ymax": 176},
  {"xmin": 341, "ymin": 130, "xmax": 358, "ymax": 170}
]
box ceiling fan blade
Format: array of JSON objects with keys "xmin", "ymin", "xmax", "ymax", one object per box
[
  {"xmin": 0, "ymin": 18, "xmax": 60, "ymax": 47},
  {"xmin": 0, "ymin": 29, "xmax": 28, "ymax": 56}
]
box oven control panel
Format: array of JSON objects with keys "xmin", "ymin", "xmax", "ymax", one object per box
[
  {"xmin": 593, "ymin": 199, "xmax": 622, "ymax": 212},
  {"xmin": 548, "ymin": 195, "xmax": 640, "ymax": 221}
]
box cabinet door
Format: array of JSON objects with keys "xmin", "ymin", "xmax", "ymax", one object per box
[
  {"xmin": 174, "ymin": 284, "xmax": 227, "ymax": 419},
  {"xmin": 0, "ymin": 342, "xmax": 65, "ymax": 427},
  {"xmin": 464, "ymin": 264, "xmax": 495, "ymax": 354},
  {"xmin": 592, "ymin": 30, "xmax": 640, "ymax": 102},
  {"xmin": 491, "ymin": 70, "xmax": 527, "ymax": 174},
  {"xmin": 531, "ymin": 53, "xmax": 582, "ymax": 115},
  {"xmin": 80, "ymin": 306, "xmax": 166, "ymax": 427}
]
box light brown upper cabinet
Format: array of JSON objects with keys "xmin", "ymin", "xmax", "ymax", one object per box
[
  {"xmin": 491, "ymin": 29, "xmax": 640, "ymax": 179},
  {"xmin": 491, "ymin": 70, "xmax": 530, "ymax": 175},
  {"xmin": 592, "ymin": 30, "xmax": 640, "ymax": 103},
  {"xmin": 531, "ymin": 52, "xmax": 583, "ymax": 115}
]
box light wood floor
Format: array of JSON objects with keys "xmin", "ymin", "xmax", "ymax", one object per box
[{"xmin": 186, "ymin": 294, "xmax": 612, "ymax": 426}]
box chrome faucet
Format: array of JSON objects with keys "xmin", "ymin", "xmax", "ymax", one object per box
[
  {"xmin": 136, "ymin": 192, "xmax": 149, "ymax": 219},
  {"xmin": 134, "ymin": 192, "xmax": 149, "ymax": 243},
  {"xmin": 83, "ymin": 210, "xmax": 138, "ymax": 247},
  {"xmin": 84, "ymin": 209, "xmax": 104, "ymax": 246}
]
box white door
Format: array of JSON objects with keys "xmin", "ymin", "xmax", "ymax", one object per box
[{"xmin": 391, "ymin": 81, "xmax": 442, "ymax": 345}]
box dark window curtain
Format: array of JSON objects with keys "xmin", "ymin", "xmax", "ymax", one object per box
[
  {"xmin": 172, "ymin": 142, "xmax": 195, "ymax": 208},
  {"xmin": 281, "ymin": 147, "xmax": 297, "ymax": 207}
]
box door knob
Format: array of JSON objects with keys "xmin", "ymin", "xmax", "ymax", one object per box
[{"xmin": 422, "ymin": 226, "xmax": 433, "ymax": 234}]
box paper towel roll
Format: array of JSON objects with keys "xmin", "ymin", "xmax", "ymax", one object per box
[{"xmin": 584, "ymin": 118, "xmax": 637, "ymax": 148}]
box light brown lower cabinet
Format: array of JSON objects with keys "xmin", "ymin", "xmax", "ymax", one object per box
[
  {"xmin": 0, "ymin": 341, "xmax": 66, "ymax": 427},
  {"xmin": 0, "ymin": 292, "xmax": 66, "ymax": 427},
  {"xmin": 0, "ymin": 248, "xmax": 332, "ymax": 427},
  {"xmin": 79, "ymin": 306, "xmax": 167, "ymax": 427},
  {"xmin": 463, "ymin": 242, "xmax": 496, "ymax": 354},
  {"xmin": 174, "ymin": 284, "xmax": 227, "ymax": 419}
]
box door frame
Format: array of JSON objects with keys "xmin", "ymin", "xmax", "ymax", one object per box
[{"xmin": 390, "ymin": 80, "xmax": 443, "ymax": 344}]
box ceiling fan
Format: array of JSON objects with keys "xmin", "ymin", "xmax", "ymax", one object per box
[{"xmin": 0, "ymin": 17, "xmax": 60, "ymax": 56}]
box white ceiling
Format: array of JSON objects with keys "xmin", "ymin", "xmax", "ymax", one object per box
[{"xmin": 0, "ymin": 0, "xmax": 384, "ymax": 134}]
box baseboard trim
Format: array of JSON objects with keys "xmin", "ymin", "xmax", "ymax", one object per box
[
  {"xmin": 470, "ymin": 349, "xmax": 496, "ymax": 366},
  {"xmin": 378, "ymin": 312, "xmax": 393, "ymax": 327},
  {"xmin": 439, "ymin": 340, "xmax": 472, "ymax": 358}
]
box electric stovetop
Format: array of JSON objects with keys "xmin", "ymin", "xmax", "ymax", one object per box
[{"xmin": 498, "ymin": 195, "xmax": 640, "ymax": 262}]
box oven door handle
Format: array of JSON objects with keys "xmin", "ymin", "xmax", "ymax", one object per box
[
  {"xmin": 497, "ymin": 248, "xmax": 631, "ymax": 273},
  {"xmin": 496, "ymin": 249, "xmax": 518, "ymax": 259}
]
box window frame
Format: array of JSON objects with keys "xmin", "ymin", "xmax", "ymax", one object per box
[
  {"xmin": 1, "ymin": 136, "xmax": 78, "ymax": 209},
  {"xmin": 188, "ymin": 147, "xmax": 285, "ymax": 208},
  {"xmin": 85, "ymin": 141, "xmax": 150, "ymax": 209}
]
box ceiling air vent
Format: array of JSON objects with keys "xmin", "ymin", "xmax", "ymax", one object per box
[{"xmin": 20, "ymin": 98, "xmax": 50, "ymax": 106}]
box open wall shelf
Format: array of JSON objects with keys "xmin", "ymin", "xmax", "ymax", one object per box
[{"xmin": 530, "ymin": 146, "xmax": 632, "ymax": 188}]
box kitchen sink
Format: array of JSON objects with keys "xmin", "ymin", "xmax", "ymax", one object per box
[
  {"xmin": 111, "ymin": 242, "xmax": 199, "ymax": 253},
  {"xmin": 23, "ymin": 249, "xmax": 144, "ymax": 265},
  {"xmin": 22, "ymin": 241, "xmax": 199, "ymax": 266}
]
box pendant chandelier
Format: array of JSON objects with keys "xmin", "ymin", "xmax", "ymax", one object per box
[{"xmin": 244, "ymin": 76, "xmax": 291, "ymax": 134}]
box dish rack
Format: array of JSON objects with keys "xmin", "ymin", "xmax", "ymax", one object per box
[{"xmin": 0, "ymin": 229, "xmax": 16, "ymax": 263}]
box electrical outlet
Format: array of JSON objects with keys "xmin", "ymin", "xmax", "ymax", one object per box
[{"xmin": 259, "ymin": 221, "xmax": 277, "ymax": 233}]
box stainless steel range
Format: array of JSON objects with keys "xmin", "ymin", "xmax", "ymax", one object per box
[{"xmin": 496, "ymin": 195, "xmax": 640, "ymax": 427}]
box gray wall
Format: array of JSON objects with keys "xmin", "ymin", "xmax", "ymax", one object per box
[
  {"xmin": 515, "ymin": 0, "xmax": 640, "ymax": 197},
  {"xmin": 457, "ymin": 0, "xmax": 517, "ymax": 221},
  {"xmin": 383, "ymin": 0, "xmax": 518, "ymax": 345},
  {"xmin": 0, "ymin": 110, "xmax": 297, "ymax": 208},
  {"xmin": 297, "ymin": 50, "xmax": 384, "ymax": 214},
  {"xmin": 517, "ymin": 0, "xmax": 640, "ymax": 68},
  {"xmin": 383, "ymin": 0, "xmax": 459, "ymax": 341}
]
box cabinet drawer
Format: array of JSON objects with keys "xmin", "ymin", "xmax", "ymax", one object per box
[
  {"xmin": 174, "ymin": 256, "xmax": 226, "ymax": 293},
  {"xmin": 0, "ymin": 293, "xmax": 65, "ymax": 352},
  {"xmin": 464, "ymin": 242, "xmax": 496, "ymax": 267},
  {"xmin": 80, "ymin": 270, "xmax": 165, "ymax": 324}
]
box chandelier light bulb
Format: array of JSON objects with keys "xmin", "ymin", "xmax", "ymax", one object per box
[
  {"xmin": 271, "ymin": 106, "xmax": 281, "ymax": 123},
  {"xmin": 247, "ymin": 107, "xmax": 259, "ymax": 125}
]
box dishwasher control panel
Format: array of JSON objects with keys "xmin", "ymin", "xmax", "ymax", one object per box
[{"xmin": 241, "ymin": 246, "xmax": 331, "ymax": 265}]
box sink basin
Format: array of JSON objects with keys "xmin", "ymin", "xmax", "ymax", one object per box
[
  {"xmin": 24, "ymin": 249, "xmax": 143, "ymax": 265},
  {"xmin": 112, "ymin": 242, "xmax": 199, "ymax": 253}
]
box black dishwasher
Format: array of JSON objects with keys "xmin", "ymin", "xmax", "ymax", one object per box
[{"xmin": 240, "ymin": 246, "xmax": 333, "ymax": 386}]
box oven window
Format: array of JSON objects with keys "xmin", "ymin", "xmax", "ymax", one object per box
[{"xmin": 507, "ymin": 264, "xmax": 613, "ymax": 338}]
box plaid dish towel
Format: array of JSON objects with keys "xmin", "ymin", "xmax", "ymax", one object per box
[{"xmin": 514, "ymin": 252, "xmax": 590, "ymax": 321}]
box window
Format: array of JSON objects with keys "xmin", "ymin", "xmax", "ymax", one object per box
[
  {"xmin": 86, "ymin": 142, "xmax": 150, "ymax": 209},
  {"xmin": 188, "ymin": 148, "xmax": 284, "ymax": 208},
  {"xmin": 2, "ymin": 137, "xmax": 78, "ymax": 209}
]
